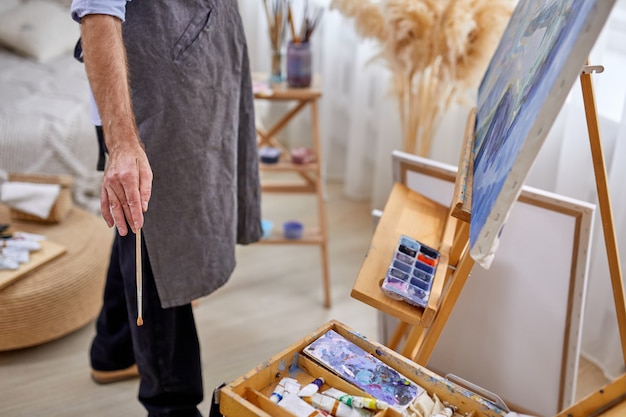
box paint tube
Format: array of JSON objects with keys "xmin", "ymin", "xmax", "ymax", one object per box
[
  {"xmin": 279, "ymin": 392, "xmax": 327, "ymax": 417},
  {"xmin": 270, "ymin": 377, "xmax": 300, "ymax": 403},
  {"xmin": 406, "ymin": 389, "xmax": 435, "ymax": 417},
  {"xmin": 298, "ymin": 377, "xmax": 324, "ymax": 397},
  {"xmin": 270, "ymin": 384, "xmax": 285, "ymax": 403},
  {"xmin": 283, "ymin": 378, "xmax": 301, "ymax": 395},
  {"xmin": 432, "ymin": 407, "xmax": 453, "ymax": 417},
  {"xmin": 302, "ymin": 393, "xmax": 364, "ymax": 417},
  {"xmin": 4, "ymin": 239, "xmax": 41, "ymax": 251},
  {"xmin": 322, "ymin": 387, "xmax": 388, "ymax": 410}
]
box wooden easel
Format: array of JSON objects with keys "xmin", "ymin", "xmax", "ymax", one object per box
[
  {"xmin": 555, "ymin": 64, "xmax": 626, "ymax": 416},
  {"xmin": 352, "ymin": 63, "xmax": 626, "ymax": 414}
]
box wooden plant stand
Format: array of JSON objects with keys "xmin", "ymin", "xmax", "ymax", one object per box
[{"xmin": 253, "ymin": 75, "xmax": 331, "ymax": 308}]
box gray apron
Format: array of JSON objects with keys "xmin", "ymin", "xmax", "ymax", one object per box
[{"xmin": 122, "ymin": 0, "xmax": 262, "ymax": 307}]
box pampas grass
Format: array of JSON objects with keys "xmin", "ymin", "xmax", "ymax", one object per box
[
  {"xmin": 329, "ymin": 0, "xmax": 386, "ymax": 40},
  {"xmin": 330, "ymin": 0, "xmax": 513, "ymax": 156}
]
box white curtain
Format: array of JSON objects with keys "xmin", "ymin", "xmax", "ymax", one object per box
[
  {"xmin": 238, "ymin": 0, "xmax": 626, "ymax": 381},
  {"xmin": 238, "ymin": 0, "xmax": 403, "ymax": 207}
]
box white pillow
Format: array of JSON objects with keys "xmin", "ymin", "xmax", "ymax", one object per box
[
  {"xmin": 0, "ymin": 0, "xmax": 20, "ymax": 13},
  {"xmin": 0, "ymin": 0, "xmax": 79, "ymax": 63}
]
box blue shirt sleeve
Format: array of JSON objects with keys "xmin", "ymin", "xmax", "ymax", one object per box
[{"xmin": 70, "ymin": 0, "xmax": 127, "ymax": 23}]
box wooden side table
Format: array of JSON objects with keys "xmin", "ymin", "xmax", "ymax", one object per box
[
  {"xmin": 0, "ymin": 204, "xmax": 113, "ymax": 351},
  {"xmin": 253, "ymin": 75, "xmax": 331, "ymax": 308}
]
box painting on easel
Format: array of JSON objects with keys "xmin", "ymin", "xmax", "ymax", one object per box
[{"xmin": 470, "ymin": 0, "xmax": 615, "ymax": 268}]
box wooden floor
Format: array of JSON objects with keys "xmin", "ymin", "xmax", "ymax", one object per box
[{"xmin": 0, "ymin": 181, "xmax": 610, "ymax": 416}]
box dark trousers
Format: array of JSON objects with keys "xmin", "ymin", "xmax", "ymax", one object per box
[{"xmin": 90, "ymin": 230, "xmax": 204, "ymax": 417}]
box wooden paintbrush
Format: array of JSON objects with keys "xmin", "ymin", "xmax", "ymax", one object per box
[
  {"xmin": 136, "ymin": 228, "xmax": 143, "ymax": 326},
  {"xmin": 136, "ymin": 158, "xmax": 143, "ymax": 327},
  {"xmin": 135, "ymin": 160, "xmax": 143, "ymax": 326},
  {"xmin": 288, "ymin": 5, "xmax": 299, "ymax": 42}
]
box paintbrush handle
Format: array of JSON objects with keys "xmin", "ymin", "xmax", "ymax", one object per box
[
  {"xmin": 136, "ymin": 229, "xmax": 143, "ymax": 326},
  {"xmin": 288, "ymin": 5, "xmax": 299, "ymax": 42}
]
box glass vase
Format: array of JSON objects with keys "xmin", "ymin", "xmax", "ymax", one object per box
[
  {"xmin": 270, "ymin": 48, "xmax": 283, "ymax": 85},
  {"xmin": 286, "ymin": 41, "xmax": 312, "ymax": 88}
]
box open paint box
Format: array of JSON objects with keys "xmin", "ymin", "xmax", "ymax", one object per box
[{"xmin": 219, "ymin": 320, "xmax": 509, "ymax": 417}]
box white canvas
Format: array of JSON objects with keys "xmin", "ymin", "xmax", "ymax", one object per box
[{"xmin": 385, "ymin": 150, "xmax": 595, "ymax": 415}]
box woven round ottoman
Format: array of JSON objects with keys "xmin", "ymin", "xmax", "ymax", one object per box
[{"xmin": 0, "ymin": 204, "xmax": 113, "ymax": 351}]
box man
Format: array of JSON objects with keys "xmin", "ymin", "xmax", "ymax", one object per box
[{"xmin": 70, "ymin": 1, "xmax": 262, "ymax": 416}]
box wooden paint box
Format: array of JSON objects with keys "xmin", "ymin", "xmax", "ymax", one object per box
[{"xmin": 220, "ymin": 320, "xmax": 509, "ymax": 417}]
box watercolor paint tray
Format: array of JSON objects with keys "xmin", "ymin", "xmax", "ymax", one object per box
[
  {"xmin": 219, "ymin": 320, "xmax": 509, "ymax": 417},
  {"xmin": 380, "ymin": 235, "xmax": 440, "ymax": 309}
]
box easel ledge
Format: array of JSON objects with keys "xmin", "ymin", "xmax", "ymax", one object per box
[{"xmin": 351, "ymin": 107, "xmax": 477, "ymax": 365}]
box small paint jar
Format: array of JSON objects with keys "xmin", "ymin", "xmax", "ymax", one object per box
[
  {"xmin": 290, "ymin": 147, "xmax": 315, "ymax": 164},
  {"xmin": 286, "ymin": 41, "xmax": 312, "ymax": 88},
  {"xmin": 259, "ymin": 146, "xmax": 281, "ymax": 164},
  {"xmin": 261, "ymin": 219, "xmax": 273, "ymax": 239},
  {"xmin": 283, "ymin": 221, "xmax": 303, "ymax": 239}
]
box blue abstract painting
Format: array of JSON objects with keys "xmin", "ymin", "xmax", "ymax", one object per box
[{"xmin": 470, "ymin": 0, "xmax": 615, "ymax": 267}]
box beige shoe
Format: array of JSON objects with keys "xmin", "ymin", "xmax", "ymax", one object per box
[{"xmin": 91, "ymin": 364, "xmax": 139, "ymax": 384}]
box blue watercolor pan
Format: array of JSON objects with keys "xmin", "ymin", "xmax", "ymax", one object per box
[
  {"xmin": 414, "ymin": 261, "xmax": 434, "ymax": 275},
  {"xmin": 381, "ymin": 235, "xmax": 440, "ymax": 308}
]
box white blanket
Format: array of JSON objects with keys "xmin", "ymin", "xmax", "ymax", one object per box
[{"xmin": 0, "ymin": 47, "xmax": 101, "ymax": 214}]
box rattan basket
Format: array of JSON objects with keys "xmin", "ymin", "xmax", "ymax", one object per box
[{"xmin": 8, "ymin": 172, "xmax": 74, "ymax": 223}]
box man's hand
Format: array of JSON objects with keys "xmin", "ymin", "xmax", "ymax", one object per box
[{"xmin": 101, "ymin": 144, "xmax": 152, "ymax": 236}]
